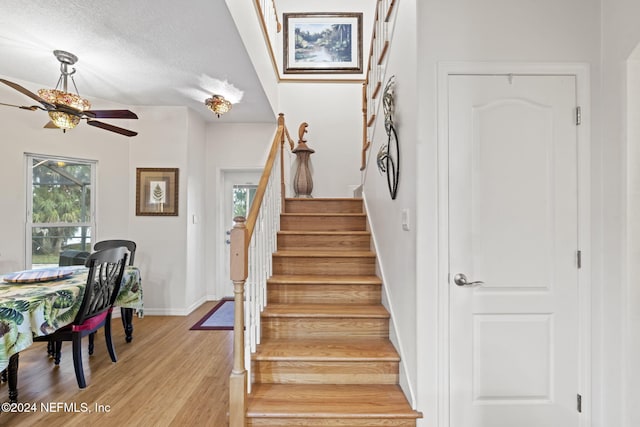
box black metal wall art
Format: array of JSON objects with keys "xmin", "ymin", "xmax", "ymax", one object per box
[{"xmin": 376, "ymin": 75, "xmax": 399, "ymax": 199}]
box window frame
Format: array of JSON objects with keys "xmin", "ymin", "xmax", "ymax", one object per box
[{"xmin": 25, "ymin": 153, "xmax": 97, "ymax": 269}]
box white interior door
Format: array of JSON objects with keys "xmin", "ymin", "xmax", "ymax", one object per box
[
  {"xmin": 448, "ymin": 74, "xmax": 580, "ymax": 426},
  {"xmin": 218, "ymin": 170, "xmax": 261, "ymax": 298}
]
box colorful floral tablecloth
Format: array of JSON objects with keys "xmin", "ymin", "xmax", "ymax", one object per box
[{"xmin": 0, "ymin": 266, "xmax": 142, "ymax": 372}]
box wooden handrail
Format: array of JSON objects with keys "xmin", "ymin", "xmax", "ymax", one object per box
[
  {"xmin": 246, "ymin": 114, "xmax": 285, "ymax": 235},
  {"xmin": 229, "ymin": 113, "xmax": 292, "ymax": 427}
]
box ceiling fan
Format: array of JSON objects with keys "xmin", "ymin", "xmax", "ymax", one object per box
[{"xmin": 0, "ymin": 50, "xmax": 138, "ymax": 137}]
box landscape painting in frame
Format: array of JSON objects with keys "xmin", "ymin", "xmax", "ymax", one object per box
[
  {"xmin": 284, "ymin": 13, "xmax": 363, "ymax": 74},
  {"xmin": 136, "ymin": 168, "xmax": 179, "ymax": 216}
]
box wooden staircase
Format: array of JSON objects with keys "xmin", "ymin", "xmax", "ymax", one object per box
[{"xmin": 246, "ymin": 198, "xmax": 422, "ymax": 426}]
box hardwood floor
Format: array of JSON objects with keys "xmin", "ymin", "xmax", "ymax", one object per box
[{"xmin": 1, "ymin": 301, "xmax": 232, "ymax": 426}]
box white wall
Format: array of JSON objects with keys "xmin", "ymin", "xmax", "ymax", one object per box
[
  {"xmin": 360, "ymin": 0, "xmax": 419, "ymax": 406},
  {"xmin": 604, "ymin": 3, "xmax": 640, "ymax": 426},
  {"xmin": 185, "ymin": 109, "xmax": 207, "ymax": 312},
  {"xmin": 127, "ymin": 106, "xmax": 192, "ymax": 315},
  {"xmin": 278, "ymin": 83, "xmax": 363, "ymax": 197},
  {"xmin": 273, "ymin": 1, "xmax": 373, "ymax": 198},
  {"xmin": 225, "ymin": 0, "xmax": 280, "ymax": 113},
  {"xmin": 626, "ymin": 56, "xmax": 640, "ymax": 427},
  {"xmin": 413, "ymin": 1, "xmax": 602, "ymax": 426}
]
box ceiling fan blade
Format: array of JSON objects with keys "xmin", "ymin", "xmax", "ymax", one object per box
[
  {"xmin": 0, "ymin": 78, "xmax": 56, "ymax": 110},
  {"xmin": 44, "ymin": 121, "xmax": 59, "ymax": 129},
  {"xmin": 84, "ymin": 109, "xmax": 138, "ymax": 120},
  {"xmin": 0, "ymin": 101, "xmax": 41, "ymax": 111},
  {"xmin": 86, "ymin": 119, "xmax": 137, "ymax": 137},
  {"xmin": 53, "ymin": 104, "xmax": 83, "ymax": 116}
]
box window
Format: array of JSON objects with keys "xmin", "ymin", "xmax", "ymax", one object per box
[
  {"xmin": 26, "ymin": 154, "xmax": 96, "ymax": 268},
  {"xmin": 232, "ymin": 184, "xmax": 257, "ymax": 221}
]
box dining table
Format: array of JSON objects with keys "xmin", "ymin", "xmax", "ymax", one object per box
[{"xmin": 0, "ymin": 265, "xmax": 143, "ymax": 402}]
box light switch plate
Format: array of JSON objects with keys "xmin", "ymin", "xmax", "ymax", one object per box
[{"xmin": 402, "ymin": 209, "xmax": 410, "ymax": 231}]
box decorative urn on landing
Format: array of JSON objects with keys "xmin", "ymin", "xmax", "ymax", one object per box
[{"xmin": 292, "ymin": 122, "xmax": 315, "ymax": 198}]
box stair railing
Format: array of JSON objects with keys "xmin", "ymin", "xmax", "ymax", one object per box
[
  {"xmin": 254, "ymin": 0, "xmax": 281, "ymax": 77},
  {"xmin": 229, "ymin": 113, "xmax": 294, "ymax": 427},
  {"xmin": 361, "ymin": 0, "xmax": 398, "ymax": 170}
]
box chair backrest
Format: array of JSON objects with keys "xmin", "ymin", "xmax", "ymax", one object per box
[
  {"xmin": 94, "ymin": 239, "xmax": 136, "ymax": 266},
  {"xmin": 75, "ymin": 246, "xmax": 128, "ymax": 325}
]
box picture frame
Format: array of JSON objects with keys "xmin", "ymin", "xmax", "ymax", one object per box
[
  {"xmin": 136, "ymin": 168, "xmax": 179, "ymax": 216},
  {"xmin": 283, "ymin": 12, "xmax": 363, "ymax": 74}
]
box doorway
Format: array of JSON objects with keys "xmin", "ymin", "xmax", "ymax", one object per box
[
  {"xmin": 438, "ymin": 64, "xmax": 591, "ymax": 427},
  {"xmin": 217, "ymin": 169, "xmax": 261, "ymax": 297}
]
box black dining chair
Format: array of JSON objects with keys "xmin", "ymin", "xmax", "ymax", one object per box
[
  {"xmin": 34, "ymin": 246, "xmax": 128, "ymax": 388},
  {"xmin": 93, "ymin": 239, "xmax": 137, "ymax": 343},
  {"xmin": 47, "ymin": 239, "xmax": 138, "ymax": 359},
  {"xmin": 94, "ymin": 239, "xmax": 136, "ymax": 266}
]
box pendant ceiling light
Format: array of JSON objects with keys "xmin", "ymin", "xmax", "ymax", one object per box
[
  {"xmin": 205, "ymin": 94, "xmax": 232, "ymax": 118},
  {"xmin": 38, "ymin": 50, "xmax": 91, "ymax": 130}
]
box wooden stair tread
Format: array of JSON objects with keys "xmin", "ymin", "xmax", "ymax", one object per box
[
  {"xmin": 278, "ymin": 230, "xmax": 370, "ymax": 235},
  {"xmin": 268, "ymin": 274, "xmax": 381, "ymax": 285},
  {"xmin": 263, "ymin": 304, "xmax": 389, "ymax": 318},
  {"xmin": 274, "ymin": 250, "xmax": 376, "ymax": 258},
  {"xmin": 281, "ymin": 213, "xmax": 366, "ymax": 217},
  {"xmin": 254, "ymin": 338, "xmax": 399, "ymax": 361},
  {"xmin": 285, "ymin": 197, "xmax": 363, "ymax": 202},
  {"xmin": 247, "ymin": 384, "xmax": 420, "ymax": 418}
]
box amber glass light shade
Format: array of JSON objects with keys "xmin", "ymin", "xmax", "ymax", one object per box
[
  {"xmin": 205, "ymin": 95, "xmax": 232, "ymax": 118},
  {"xmin": 38, "ymin": 89, "xmax": 91, "ymax": 129}
]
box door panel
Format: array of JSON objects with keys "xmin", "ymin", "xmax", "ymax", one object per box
[
  {"xmin": 470, "ymin": 99, "xmax": 553, "ymax": 290},
  {"xmin": 448, "ymin": 75, "xmax": 579, "ymax": 427}
]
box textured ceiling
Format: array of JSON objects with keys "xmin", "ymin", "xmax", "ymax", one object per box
[{"xmin": 0, "ymin": 0, "xmax": 275, "ymax": 123}]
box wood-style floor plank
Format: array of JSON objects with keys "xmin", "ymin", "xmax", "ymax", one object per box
[{"xmin": 0, "ymin": 301, "xmax": 232, "ymax": 427}]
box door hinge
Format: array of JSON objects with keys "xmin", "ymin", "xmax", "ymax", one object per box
[
  {"xmin": 577, "ymin": 394, "xmax": 582, "ymax": 413},
  {"xmin": 576, "ymin": 106, "xmax": 582, "ymax": 125},
  {"xmin": 577, "ymin": 250, "xmax": 582, "ymax": 269}
]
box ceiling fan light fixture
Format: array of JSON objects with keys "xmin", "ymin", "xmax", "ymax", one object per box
[
  {"xmin": 37, "ymin": 89, "xmax": 91, "ymax": 129},
  {"xmin": 205, "ymin": 95, "xmax": 231, "ymax": 118},
  {"xmin": 0, "ymin": 49, "xmax": 137, "ymax": 137},
  {"xmin": 37, "ymin": 51, "xmax": 92, "ymax": 130}
]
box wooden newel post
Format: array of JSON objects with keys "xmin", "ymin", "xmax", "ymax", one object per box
[{"xmin": 229, "ymin": 216, "xmax": 248, "ymax": 427}]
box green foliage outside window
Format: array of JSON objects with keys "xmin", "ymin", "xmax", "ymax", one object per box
[
  {"xmin": 233, "ymin": 185, "xmax": 257, "ymax": 219},
  {"xmin": 31, "ymin": 159, "xmax": 93, "ymax": 263}
]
